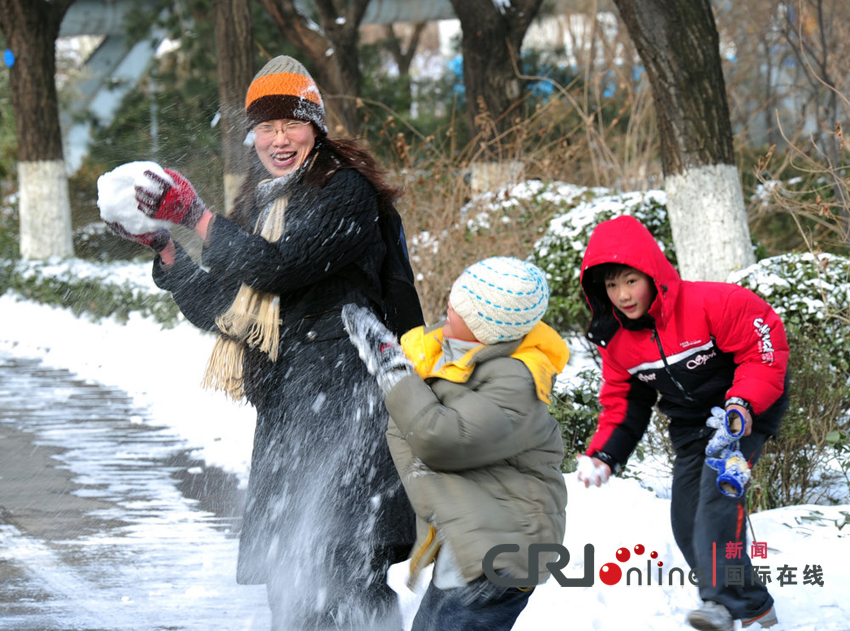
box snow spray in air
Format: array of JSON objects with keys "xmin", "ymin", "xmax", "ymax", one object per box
[{"xmin": 241, "ymin": 348, "xmax": 405, "ymax": 630}]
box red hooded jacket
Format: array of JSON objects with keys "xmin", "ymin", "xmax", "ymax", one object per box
[{"xmin": 580, "ymin": 216, "xmax": 789, "ymax": 467}]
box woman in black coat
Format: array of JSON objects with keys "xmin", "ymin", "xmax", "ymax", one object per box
[{"xmin": 105, "ymin": 55, "xmax": 417, "ymax": 631}]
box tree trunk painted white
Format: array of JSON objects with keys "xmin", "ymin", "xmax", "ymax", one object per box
[
  {"xmin": 612, "ymin": 0, "xmax": 753, "ymax": 282},
  {"xmin": 223, "ymin": 172, "xmax": 246, "ymax": 216},
  {"xmin": 18, "ymin": 160, "xmax": 75, "ymax": 260},
  {"xmin": 665, "ymin": 163, "xmax": 755, "ymax": 282}
]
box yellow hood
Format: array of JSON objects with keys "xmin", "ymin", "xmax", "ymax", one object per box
[{"xmin": 400, "ymin": 321, "xmax": 569, "ymax": 404}]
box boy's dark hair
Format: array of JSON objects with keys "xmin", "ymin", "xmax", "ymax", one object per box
[{"xmin": 590, "ymin": 263, "xmax": 638, "ymax": 284}]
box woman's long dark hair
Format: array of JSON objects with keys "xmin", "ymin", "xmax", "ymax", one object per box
[{"xmin": 229, "ymin": 135, "xmax": 403, "ymax": 231}]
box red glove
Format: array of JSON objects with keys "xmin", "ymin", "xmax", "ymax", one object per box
[
  {"xmin": 134, "ymin": 168, "xmax": 206, "ymax": 228},
  {"xmin": 106, "ymin": 221, "xmax": 171, "ymax": 253}
]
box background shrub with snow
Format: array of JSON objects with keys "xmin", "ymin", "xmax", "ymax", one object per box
[
  {"xmin": 405, "ymin": 180, "xmax": 609, "ymax": 322},
  {"xmin": 729, "ymin": 253, "xmax": 850, "ymax": 378},
  {"xmin": 730, "ymin": 253, "xmax": 850, "ymax": 509},
  {"xmin": 3, "ymin": 258, "xmax": 180, "ymax": 326}
]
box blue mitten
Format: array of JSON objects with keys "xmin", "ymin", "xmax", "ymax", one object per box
[
  {"xmin": 706, "ymin": 446, "xmax": 751, "ymax": 498},
  {"xmin": 705, "ymin": 407, "xmax": 746, "ymax": 457}
]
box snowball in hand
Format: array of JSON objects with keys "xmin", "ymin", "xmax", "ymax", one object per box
[
  {"xmin": 97, "ymin": 161, "xmax": 174, "ymax": 235},
  {"xmin": 577, "ymin": 455, "xmax": 610, "ymax": 487}
]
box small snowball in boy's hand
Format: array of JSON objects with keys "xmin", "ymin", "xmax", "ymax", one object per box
[
  {"xmin": 97, "ymin": 161, "xmax": 174, "ymax": 235},
  {"xmin": 576, "ymin": 455, "xmax": 610, "ymax": 488}
]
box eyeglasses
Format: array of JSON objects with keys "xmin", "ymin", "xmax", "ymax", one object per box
[{"xmin": 253, "ymin": 120, "xmax": 311, "ymax": 140}]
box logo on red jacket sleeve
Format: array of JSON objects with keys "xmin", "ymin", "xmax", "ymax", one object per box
[{"xmin": 753, "ymin": 317, "xmax": 775, "ymax": 364}]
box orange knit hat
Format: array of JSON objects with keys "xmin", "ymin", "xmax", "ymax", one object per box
[{"xmin": 245, "ymin": 55, "xmax": 327, "ymax": 133}]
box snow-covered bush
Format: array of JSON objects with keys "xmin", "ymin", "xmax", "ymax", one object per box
[
  {"xmin": 0, "ymin": 194, "xmax": 19, "ymax": 293},
  {"xmin": 6, "ymin": 258, "xmax": 181, "ymax": 326},
  {"xmin": 729, "ymin": 253, "xmax": 850, "ymax": 508},
  {"xmin": 462, "ymin": 180, "xmax": 601, "ymax": 236},
  {"xmin": 532, "ymin": 188, "xmax": 675, "ymax": 334},
  {"xmin": 728, "ymin": 252, "xmax": 850, "ymax": 378},
  {"xmin": 402, "ymin": 179, "xmax": 606, "ymax": 323}
]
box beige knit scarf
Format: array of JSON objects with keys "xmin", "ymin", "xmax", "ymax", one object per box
[{"xmin": 201, "ymin": 193, "xmax": 288, "ymax": 400}]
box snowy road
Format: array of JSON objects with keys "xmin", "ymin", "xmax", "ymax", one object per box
[{"xmin": 0, "ymin": 353, "xmax": 270, "ymax": 630}]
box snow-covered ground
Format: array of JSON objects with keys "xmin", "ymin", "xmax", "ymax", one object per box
[{"xmin": 1, "ymin": 275, "xmax": 848, "ymax": 630}]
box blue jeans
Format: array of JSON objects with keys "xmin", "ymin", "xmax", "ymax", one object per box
[{"xmin": 410, "ymin": 575, "xmax": 533, "ymax": 631}]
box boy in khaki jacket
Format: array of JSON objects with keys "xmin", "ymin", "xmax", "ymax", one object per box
[{"xmin": 343, "ymin": 256, "xmax": 568, "ymax": 631}]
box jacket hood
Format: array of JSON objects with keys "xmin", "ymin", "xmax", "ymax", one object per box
[
  {"xmin": 579, "ymin": 215, "xmax": 681, "ymax": 346},
  {"xmin": 401, "ymin": 321, "xmax": 569, "ymax": 404}
]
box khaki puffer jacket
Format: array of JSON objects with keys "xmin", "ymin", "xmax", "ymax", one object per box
[{"xmin": 384, "ymin": 321, "xmax": 568, "ymax": 586}]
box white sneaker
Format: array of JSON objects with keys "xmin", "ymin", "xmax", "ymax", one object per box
[
  {"xmin": 687, "ymin": 601, "xmax": 733, "ymax": 631},
  {"xmin": 743, "ymin": 607, "xmax": 778, "ymax": 628}
]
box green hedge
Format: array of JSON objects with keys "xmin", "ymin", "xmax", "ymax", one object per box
[{"xmin": 2, "ymin": 258, "xmax": 181, "ymax": 327}]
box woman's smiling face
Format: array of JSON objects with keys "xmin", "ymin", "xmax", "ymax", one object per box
[{"xmin": 253, "ymin": 119, "xmax": 317, "ymax": 178}]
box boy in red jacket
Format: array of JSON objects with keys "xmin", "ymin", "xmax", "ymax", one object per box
[{"xmin": 576, "ymin": 216, "xmax": 788, "ymax": 631}]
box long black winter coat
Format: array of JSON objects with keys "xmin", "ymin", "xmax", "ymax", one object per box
[{"xmin": 152, "ymin": 145, "xmax": 415, "ymax": 589}]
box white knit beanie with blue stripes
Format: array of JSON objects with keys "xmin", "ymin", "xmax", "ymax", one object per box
[{"xmin": 448, "ymin": 257, "xmax": 550, "ymax": 344}]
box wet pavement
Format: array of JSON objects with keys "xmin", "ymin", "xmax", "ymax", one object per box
[{"xmin": 0, "ymin": 352, "xmax": 271, "ymax": 630}]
